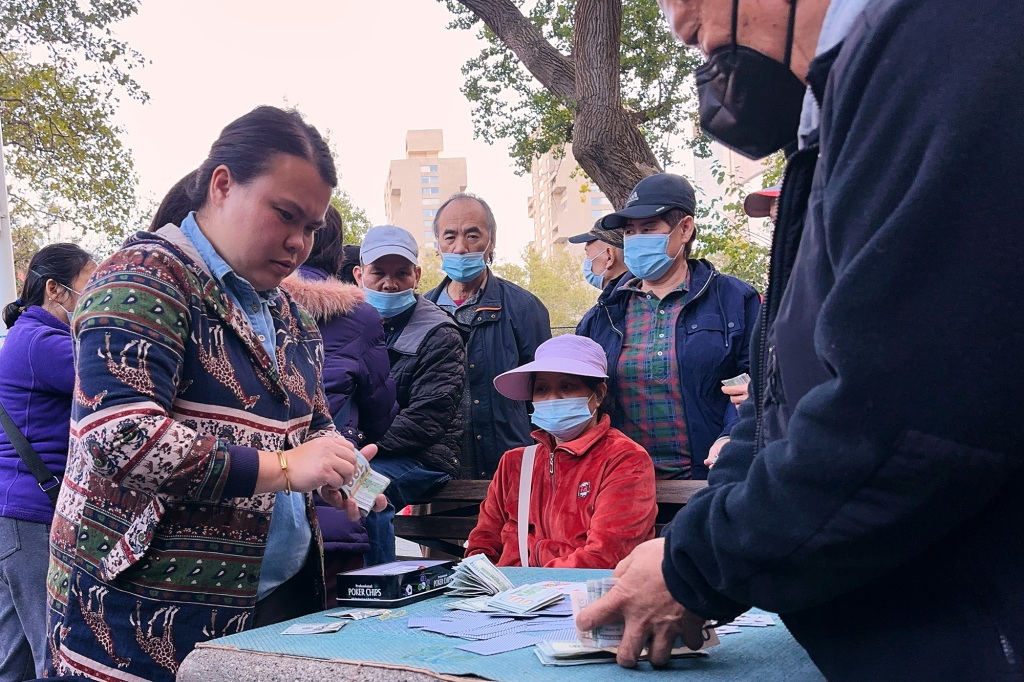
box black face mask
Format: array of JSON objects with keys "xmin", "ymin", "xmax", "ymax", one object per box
[{"xmin": 694, "ymin": 0, "xmax": 807, "ymax": 160}]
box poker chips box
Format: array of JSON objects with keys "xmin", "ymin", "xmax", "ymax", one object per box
[{"xmin": 336, "ymin": 559, "xmax": 456, "ymax": 607}]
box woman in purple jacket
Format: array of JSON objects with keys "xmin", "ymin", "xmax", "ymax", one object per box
[
  {"xmin": 0, "ymin": 243, "xmax": 96, "ymax": 681},
  {"xmin": 280, "ymin": 207, "xmax": 397, "ymax": 598}
]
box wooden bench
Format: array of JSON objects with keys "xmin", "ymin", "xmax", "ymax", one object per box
[{"xmin": 393, "ymin": 479, "xmax": 709, "ymax": 560}]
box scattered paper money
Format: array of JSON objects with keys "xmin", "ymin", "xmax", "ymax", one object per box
[
  {"xmin": 281, "ymin": 621, "xmax": 346, "ymax": 635},
  {"xmin": 325, "ymin": 608, "xmax": 389, "ymax": 620},
  {"xmin": 731, "ymin": 613, "xmax": 776, "ymax": 627},
  {"xmin": 487, "ymin": 583, "xmax": 564, "ymax": 615},
  {"xmin": 535, "ymin": 640, "xmax": 711, "ymax": 666},
  {"xmin": 447, "ymin": 555, "xmax": 514, "ymax": 597}
]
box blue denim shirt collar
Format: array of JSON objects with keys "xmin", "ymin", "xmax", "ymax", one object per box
[{"xmin": 179, "ymin": 212, "xmax": 279, "ymax": 307}]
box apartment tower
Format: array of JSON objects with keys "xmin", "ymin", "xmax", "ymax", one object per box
[
  {"xmin": 526, "ymin": 144, "xmax": 612, "ymax": 259},
  {"xmin": 384, "ymin": 130, "xmax": 468, "ymax": 251}
]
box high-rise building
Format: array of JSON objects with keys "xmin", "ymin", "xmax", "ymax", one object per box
[
  {"xmin": 527, "ymin": 144, "xmax": 611, "ymax": 259},
  {"xmin": 385, "ymin": 129, "xmax": 468, "ymax": 251}
]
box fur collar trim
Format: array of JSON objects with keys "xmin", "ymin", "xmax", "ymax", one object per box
[{"xmin": 280, "ymin": 273, "xmax": 365, "ymax": 320}]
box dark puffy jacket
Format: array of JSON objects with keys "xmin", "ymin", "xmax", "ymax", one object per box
[
  {"xmin": 281, "ymin": 265, "xmax": 398, "ymax": 554},
  {"xmin": 425, "ymin": 272, "xmax": 550, "ymax": 478},
  {"xmin": 376, "ymin": 296, "xmax": 466, "ymax": 478},
  {"xmin": 577, "ymin": 259, "xmax": 759, "ymax": 479},
  {"xmin": 282, "ymin": 266, "xmax": 397, "ymax": 445},
  {"xmin": 662, "ymin": 1, "xmax": 1024, "ymax": 679}
]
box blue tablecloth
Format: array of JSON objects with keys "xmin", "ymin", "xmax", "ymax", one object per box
[{"xmin": 201, "ymin": 567, "xmax": 824, "ymax": 681}]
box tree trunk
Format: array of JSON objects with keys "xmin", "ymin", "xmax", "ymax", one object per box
[
  {"xmin": 571, "ymin": 0, "xmax": 662, "ymax": 208},
  {"xmin": 455, "ymin": 0, "xmax": 664, "ymax": 210}
]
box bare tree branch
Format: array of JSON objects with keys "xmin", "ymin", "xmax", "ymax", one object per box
[{"xmin": 458, "ymin": 0, "xmax": 578, "ymax": 101}]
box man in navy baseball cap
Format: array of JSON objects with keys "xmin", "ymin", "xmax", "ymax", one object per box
[
  {"xmin": 600, "ymin": 173, "xmax": 696, "ymax": 230},
  {"xmin": 568, "ymin": 219, "xmax": 629, "ymax": 293}
]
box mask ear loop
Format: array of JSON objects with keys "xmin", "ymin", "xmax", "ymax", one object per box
[
  {"xmin": 730, "ymin": 0, "xmax": 740, "ymax": 54},
  {"xmin": 783, "ymin": 0, "xmax": 799, "ymax": 67}
]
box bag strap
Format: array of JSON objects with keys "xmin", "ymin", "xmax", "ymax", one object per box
[
  {"xmin": 0, "ymin": 398, "xmax": 61, "ymax": 505},
  {"xmin": 517, "ymin": 444, "xmax": 539, "ymax": 567}
]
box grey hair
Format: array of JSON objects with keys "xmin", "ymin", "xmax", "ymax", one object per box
[{"xmin": 432, "ymin": 192, "xmax": 497, "ymax": 263}]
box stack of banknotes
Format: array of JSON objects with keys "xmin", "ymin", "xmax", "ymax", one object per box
[
  {"xmin": 447, "ymin": 555, "xmax": 514, "ymax": 597},
  {"xmin": 569, "ymin": 578, "xmax": 625, "ymax": 647},
  {"xmin": 484, "ymin": 583, "xmax": 564, "ymax": 614},
  {"xmin": 535, "ymin": 640, "xmax": 710, "ymax": 667},
  {"xmin": 331, "ymin": 450, "xmax": 390, "ymax": 513},
  {"xmin": 569, "ymin": 578, "xmax": 720, "ymax": 652}
]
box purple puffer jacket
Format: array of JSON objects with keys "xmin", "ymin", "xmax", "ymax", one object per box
[
  {"xmin": 281, "ymin": 265, "xmax": 398, "ymax": 553},
  {"xmin": 0, "ymin": 307, "xmax": 74, "ymax": 524}
]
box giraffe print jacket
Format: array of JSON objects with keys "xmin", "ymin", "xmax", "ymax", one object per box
[{"xmin": 46, "ymin": 226, "xmax": 340, "ymax": 681}]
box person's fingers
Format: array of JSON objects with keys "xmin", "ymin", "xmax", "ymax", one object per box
[
  {"xmin": 615, "ymin": 620, "xmax": 650, "ymax": 668},
  {"xmin": 319, "ymin": 487, "xmax": 346, "ymax": 509},
  {"xmin": 646, "ymin": 628, "xmax": 679, "ymax": 668},
  {"xmin": 360, "ymin": 443, "xmax": 379, "ymax": 461},
  {"xmin": 372, "ymin": 494, "xmax": 388, "ymax": 513},
  {"xmin": 612, "ymin": 552, "xmax": 634, "ymax": 577},
  {"xmin": 704, "ymin": 455, "xmax": 717, "ymax": 468},
  {"xmin": 680, "ymin": 613, "xmax": 708, "ymax": 652},
  {"xmin": 576, "ymin": 590, "xmax": 625, "ymax": 631},
  {"xmin": 343, "ymin": 497, "xmax": 361, "ymax": 522}
]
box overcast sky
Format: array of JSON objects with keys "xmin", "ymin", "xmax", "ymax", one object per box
[{"xmin": 114, "ymin": 0, "xmax": 541, "ymax": 262}]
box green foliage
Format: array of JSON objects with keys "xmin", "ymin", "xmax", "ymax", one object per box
[
  {"xmin": 493, "ymin": 246, "xmax": 596, "ymax": 332},
  {"xmin": 417, "ymin": 243, "xmax": 598, "ymax": 332},
  {"xmin": 10, "ymin": 222, "xmax": 43, "ymax": 282},
  {"xmin": 418, "ymin": 247, "xmax": 446, "ymax": 294},
  {"xmin": 442, "ymin": 0, "xmax": 703, "ymax": 175},
  {"xmin": 1, "ymin": 0, "xmax": 145, "ymax": 243},
  {"xmin": 692, "ymin": 161, "xmax": 770, "ymax": 292},
  {"xmin": 331, "ymin": 190, "xmax": 373, "ymax": 246}
]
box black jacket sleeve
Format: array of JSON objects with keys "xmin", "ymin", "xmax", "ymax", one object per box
[
  {"xmin": 375, "ymin": 325, "xmax": 466, "ymax": 462},
  {"xmin": 662, "ymin": 0, "xmax": 1024, "ymax": 620}
]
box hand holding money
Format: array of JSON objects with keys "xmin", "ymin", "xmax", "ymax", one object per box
[
  {"xmin": 575, "ymin": 538, "xmax": 707, "ymax": 668},
  {"xmin": 319, "ymin": 444, "xmax": 389, "ymax": 520},
  {"xmin": 721, "ymin": 373, "xmax": 751, "ymax": 406}
]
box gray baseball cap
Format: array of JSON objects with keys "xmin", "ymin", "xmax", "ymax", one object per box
[{"xmin": 360, "ymin": 225, "xmax": 419, "ymax": 266}]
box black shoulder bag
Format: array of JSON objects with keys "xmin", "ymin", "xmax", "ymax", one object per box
[{"xmin": 0, "ymin": 399, "xmax": 62, "ymax": 505}]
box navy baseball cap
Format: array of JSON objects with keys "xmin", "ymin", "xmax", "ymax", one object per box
[
  {"xmin": 600, "ymin": 173, "xmax": 696, "ymax": 229},
  {"xmin": 567, "ymin": 219, "xmax": 624, "ymax": 248}
]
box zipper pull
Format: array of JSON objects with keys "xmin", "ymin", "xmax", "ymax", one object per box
[{"xmin": 549, "ymin": 450, "xmax": 555, "ymax": 475}]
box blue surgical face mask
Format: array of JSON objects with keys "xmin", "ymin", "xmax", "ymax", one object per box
[
  {"xmin": 58, "ymin": 283, "xmax": 82, "ymax": 325},
  {"xmin": 582, "ymin": 254, "xmax": 608, "ymax": 290},
  {"xmin": 531, "ymin": 396, "xmax": 595, "ymax": 441},
  {"xmin": 363, "ymin": 287, "xmax": 417, "ymax": 319},
  {"xmin": 623, "ymin": 229, "xmax": 684, "ymax": 281},
  {"xmin": 441, "ymin": 252, "xmax": 488, "ymax": 283}
]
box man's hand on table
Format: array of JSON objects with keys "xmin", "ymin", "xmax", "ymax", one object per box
[{"xmin": 575, "ymin": 538, "xmax": 707, "ymax": 668}]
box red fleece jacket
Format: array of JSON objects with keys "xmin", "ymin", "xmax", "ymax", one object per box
[{"xmin": 466, "ymin": 415, "xmax": 657, "ymax": 568}]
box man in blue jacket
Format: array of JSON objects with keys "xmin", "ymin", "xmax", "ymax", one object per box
[
  {"xmin": 577, "ymin": 173, "xmax": 760, "ymax": 479},
  {"xmin": 424, "ymin": 193, "xmax": 551, "ymax": 478},
  {"xmin": 578, "ymin": 0, "xmax": 1024, "ymax": 679}
]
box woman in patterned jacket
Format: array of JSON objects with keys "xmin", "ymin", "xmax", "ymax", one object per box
[{"xmin": 46, "ymin": 106, "xmax": 384, "ymax": 682}]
